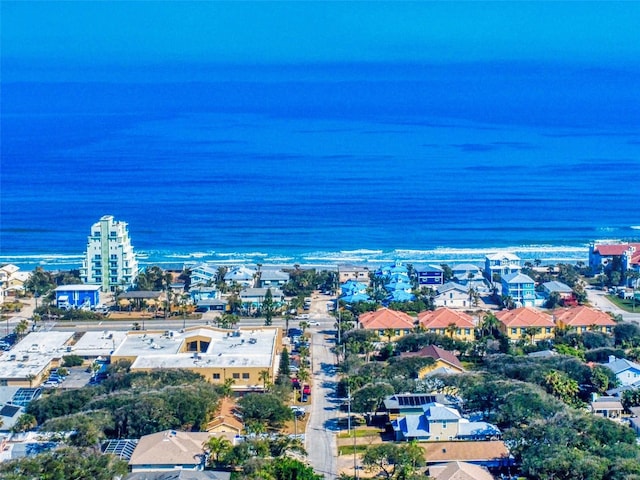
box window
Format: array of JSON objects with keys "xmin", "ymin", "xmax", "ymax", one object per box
[
  {"xmin": 511, "ymin": 328, "xmax": 517, "ymax": 335},
  {"xmin": 546, "ymin": 327, "xmax": 551, "ymax": 334},
  {"xmin": 242, "ymin": 373, "xmax": 250, "ymax": 379},
  {"xmin": 465, "ymin": 329, "xmax": 470, "ymax": 335},
  {"xmin": 232, "ymin": 373, "xmax": 240, "ymax": 379},
  {"xmin": 212, "ymin": 373, "xmax": 220, "ymax": 380}
]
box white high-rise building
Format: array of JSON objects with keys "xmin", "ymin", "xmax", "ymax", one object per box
[{"xmin": 80, "ymin": 215, "xmax": 138, "ymax": 292}]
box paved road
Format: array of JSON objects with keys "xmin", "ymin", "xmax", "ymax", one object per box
[
  {"xmin": 585, "ymin": 286, "xmax": 640, "ymax": 324},
  {"xmin": 305, "ymin": 328, "xmax": 339, "ymax": 479}
]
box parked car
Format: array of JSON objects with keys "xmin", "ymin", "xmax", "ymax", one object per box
[
  {"xmin": 302, "ymin": 384, "xmax": 311, "ymax": 395},
  {"xmin": 291, "ymin": 378, "xmax": 301, "ymax": 389},
  {"xmin": 301, "ymin": 393, "xmax": 308, "ymax": 403}
]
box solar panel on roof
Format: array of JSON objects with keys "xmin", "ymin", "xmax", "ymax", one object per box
[{"xmin": 0, "ymin": 405, "xmax": 21, "ymax": 417}]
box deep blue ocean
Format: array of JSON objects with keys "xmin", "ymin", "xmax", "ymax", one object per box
[{"xmin": 1, "ymin": 63, "xmax": 639, "ymax": 271}]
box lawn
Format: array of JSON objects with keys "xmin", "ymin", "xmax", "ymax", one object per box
[{"xmin": 605, "ymin": 295, "xmax": 640, "ymax": 313}]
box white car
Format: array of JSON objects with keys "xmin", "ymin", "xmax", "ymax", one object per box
[{"xmin": 309, "ymin": 321, "xmax": 320, "ymax": 326}]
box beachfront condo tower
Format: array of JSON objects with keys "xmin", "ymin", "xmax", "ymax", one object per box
[{"xmin": 80, "ymin": 215, "xmax": 139, "ymax": 292}]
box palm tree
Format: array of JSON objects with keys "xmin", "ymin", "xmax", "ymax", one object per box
[
  {"xmin": 221, "ymin": 378, "xmax": 235, "ymax": 398},
  {"xmin": 25, "ymin": 373, "xmax": 36, "ymax": 388},
  {"xmin": 203, "ymin": 436, "xmax": 232, "ymax": 467},
  {"xmin": 480, "ymin": 312, "xmax": 500, "ymax": 338},
  {"xmin": 524, "ymin": 326, "xmax": 542, "ymax": 345},
  {"xmin": 258, "ymin": 369, "xmax": 271, "ymax": 391},
  {"xmin": 14, "ymin": 319, "xmax": 29, "ymax": 339},
  {"xmin": 445, "ymin": 322, "xmax": 458, "ymax": 339},
  {"xmin": 383, "ymin": 328, "xmax": 396, "ymax": 344}
]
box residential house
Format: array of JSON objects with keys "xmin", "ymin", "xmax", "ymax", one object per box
[
  {"xmin": 128, "ymin": 430, "xmax": 236, "ymax": 473},
  {"xmin": 452, "ymin": 264, "xmax": 483, "ymax": 286},
  {"xmin": 400, "ymin": 345, "xmax": 465, "ymax": 377},
  {"xmin": 418, "ymin": 308, "xmax": 476, "ymax": 341},
  {"xmin": 190, "ymin": 264, "xmax": 219, "ymax": 286},
  {"xmin": 338, "ymin": 265, "xmax": 370, "ymax": 285},
  {"xmin": 391, "ymin": 402, "xmax": 500, "ymax": 442},
  {"xmin": 381, "ymin": 393, "xmax": 461, "ymax": 421},
  {"xmin": 205, "ymin": 398, "xmax": 243, "ymax": 435},
  {"xmin": 484, "ymin": 252, "xmax": 521, "ymax": 282},
  {"xmin": 422, "ymin": 441, "xmax": 512, "ymax": 468},
  {"xmin": 54, "ymin": 284, "xmax": 101, "ymax": 310},
  {"xmin": 589, "ymin": 242, "xmax": 640, "ymax": 280},
  {"xmin": 501, "ymin": 272, "xmax": 537, "ymax": 307},
  {"xmin": 541, "ymin": 281, "xmax": 574, "ymax": 301},
  {"xmin": 494, "ymin": 307, "xmax": 555, "ymax": 342},
  {"xmin": 257, "ymin": 269, "xmax": 289, "ymax": 288},
  {"xmin": 415, "ymin": 265, "xmax": 444, "ymax": 286},
  {"xmin": 239, "ymin": 287, "xmax": 284, "ymax": 312},
  {"xmin": 590, "ymin": 395, "xmax": 623, "ymax": 419},
  {"xmin": 435, "ymin": 282, "xmax": 471, "ymax": 308},
  {"xmin": 376, "ymin": 263, "xmax": 409, "ymax": 278},
  {"xmin": 553, "ymin": 305, "xmax": 616, "ymax": 334},
  {"xmin": 385, "ymin": 289, "xmax": 416, "ymax": 304},
  {"xmin": 428, "ymin": 461, "xmax": 494, "ymax": 480},
  {"xmin": 602, "ymin": 356, "xmax": 640, "ymax": 387},
  {"xmin": 190, "ymin": 287, "xmax": 219, "ymax": 303},
  {"xmin": 358, "ymin": 308, "xmax": 415, "ymax": 341},
  {"xmin": 223, "ymin": 266, "xmax": 257, "ymax": 287},
  {"xmin": 0, "ymin": 264, "xmax": 29, "ymax": 303},
  {"xmin": 339, "ymin": 280, "xmax": 370, "ymax": 303}
]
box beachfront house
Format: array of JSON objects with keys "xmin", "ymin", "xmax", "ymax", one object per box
[
  {"xmin": 501, "ymin": 272, "xmax": 537, "ymax": 307},
  {"xmin": 484, "ymin": 252, "xmax": 521, "ymax": 282},
  {"xmin": 190, "ymin": 263, "xmax": 219, "ymax": 286},
  {"xmin": 224, "ymin": 266, "xmax": 257, "ymax": 288},
  {"xmin": 0, "ymin": 264, "xmax": 29, "ymax": 303},
  {"xmin": 338, "ymin": 265, "xmax": 371, "ymax": 285},
  {"xmin": 589, "ymin": 242, "xmax": 640, "ymax": 279},
  {"xmin": 495, "ymin": 307, "xmax": 555, "ymax": 343},
  {"xmin": 415, "ymin": 265, "xmax": 445, "ymax": 286},
  {"xmin": 256, "ymin": 269, "xmax": 289, "ymax": 288},
  {"xmin": 451, "ymin": 263, "xmax": 483, "ymax": 286},
  {"xmin": 418, "ymin": 308, "xmax": 476, "ymax": 341},
  {"xmin": 339, "ymin": 279, "xmax": 370, "ymax": 303}
]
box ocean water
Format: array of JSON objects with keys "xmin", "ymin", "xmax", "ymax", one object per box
[{"xmin": 1, "ymin": 63, "xmax": 639, "ymax": 271}]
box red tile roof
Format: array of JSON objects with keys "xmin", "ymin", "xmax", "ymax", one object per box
[
  {"xmin": 553, "ymin": 305, "xmax": 616, "ymax": 327},
  {"xmin": 594, "ymin": 243, "xmax": 640, "ymax": 257},
  {"xmin": 495, "ymin": 307, "xmax": 555, "ymax": 328},
  {"xmin": 359, "ymin": 308, "xmax": 415, "ymax": 330},
  {"xmin": 418, "ymin": 308, "xmax": 476, "ymax": 329},
  {"xmin": 401, "ymin": 345, "xmax": 463, "ymax": 370}
]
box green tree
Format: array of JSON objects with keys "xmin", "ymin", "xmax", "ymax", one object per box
[
  {"xmin": 263, "ymin": 288, "xmax": 275, "ymax": 326},
  {"xmin": 544, "ymin": 369, "xmax": 581, "ymax": 407},
  {"xmin": 12, "ymin": 413, "xmax": 37, "ymax": 433},
  {"xmin": 238, "ymin": 393, "xmax": 292, "ymax": 430},
  {"xmin": 0, "ymin": 447, "xmax": 128, "ymax": 480},
  {"xmin": 259, "ymin": 369, "xmax": 271, "ymax": 391},
  {"xmin": 14, "ymin": 319, "xmax": 29, "ymax": 339},
  {"xmin": 204, "ymin": 436, "xmax": 232, "ymax": 467},
  {"xmin": 24, "ymin": 266, "xmax": 55, "ymax": 309},
  {"xmin": 62, "ymin": 354, "xmax": 84, "ymax": 367}
]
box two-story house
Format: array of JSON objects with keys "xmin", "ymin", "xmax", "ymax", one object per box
[
  {"xmin": 553, "ymin": 305, "xmax": 616, "ymax": 334},
  {"xmin": 391, "ymin": 402, "xmax": 500, "ymax": 442},
  {"xmin": 418, "ymin": 308, "xmax": 476, "ymax": 341},
  {"xmin": 415, "ymin": 265, "xmax": 445, "ymax": 287},
  {"xmin": 495, "ymin": 307, "xmax": 555, "ymax": 342},
  {"xmin": 359, "ymin": 308, "xmax": 415, "ymax": 341}
]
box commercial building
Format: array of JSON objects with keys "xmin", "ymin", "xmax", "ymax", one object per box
[
  {"xmin": 111, "ymin": 326, "xmax": 281, "ymax": 391},
  {"xmin": 80, "ymin": 215, "xmax": 138, "ymax": 292}
]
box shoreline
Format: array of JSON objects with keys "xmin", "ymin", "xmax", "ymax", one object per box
[{"xmin": 0, "ymin": 243, "xmax": 594, "ymax": 273}]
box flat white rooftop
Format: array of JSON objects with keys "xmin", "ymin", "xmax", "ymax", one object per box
[
  {"xmin": 0, "ymin": 332, "xmax": 74, "ymax": 380},
  {"xmin": 71, "ymin": 330, "xmax": 129, "ymax": 358},
  {"xmin": 54, "ymin": 284, "xmax": 101, "ymax": 292},
  {"xmin": 114, "ymin": 326, "xmax": 278, "ymax": 370}
]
